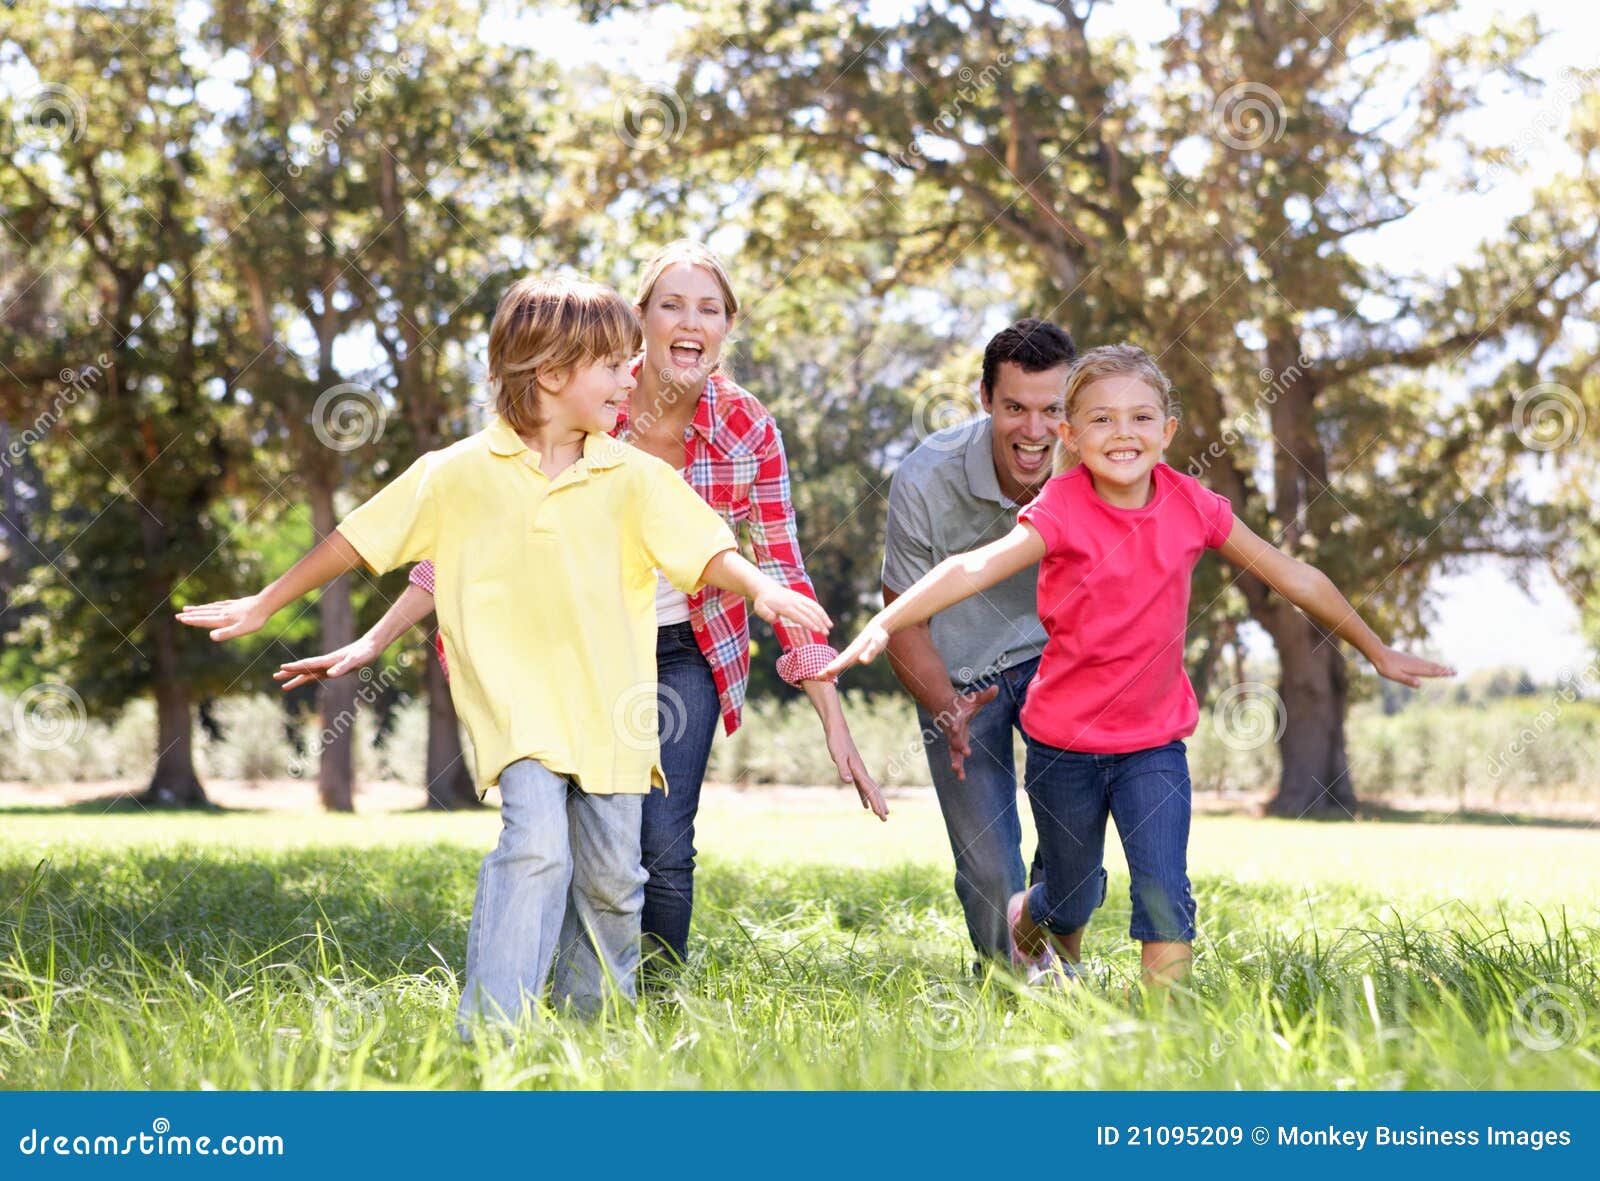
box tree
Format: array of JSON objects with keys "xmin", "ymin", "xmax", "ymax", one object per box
[
  {"xmin": 207, "ymin": 0, "xmax": 567, "ymax": 807},
  {"xmin": 596, "ymin": 0, "xmax": 1600, "ymax": 814},
  {"xmin": 0, "ymin": 0, "xmax": 257, "ymax": 803}
]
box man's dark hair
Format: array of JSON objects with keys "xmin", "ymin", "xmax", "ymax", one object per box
[{"xmin": 980, "ymin": 318, "xmax": 1077, "ymax": 397}]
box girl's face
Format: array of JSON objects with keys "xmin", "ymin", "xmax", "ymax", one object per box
[
  {"xmin": 637, "ymin": 262, "xmax": 732, "ymax": 391},
  {"xmin": 1058, "ymin": 373, "xmax": 1178, "ymax": 497},
  {"xmin": 541, "ymin": 353, "xmax": 637, "ymax": 436}
]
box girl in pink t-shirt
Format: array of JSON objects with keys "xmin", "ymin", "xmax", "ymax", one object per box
[{"xmin": 825, "ymin": 344, "xmax": 1453, "ymax": 987}]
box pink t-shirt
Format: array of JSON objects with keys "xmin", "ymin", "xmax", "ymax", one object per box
[{"xmin": 1017, "ymin": 462, "xmax": 1233, "ymax": 754}]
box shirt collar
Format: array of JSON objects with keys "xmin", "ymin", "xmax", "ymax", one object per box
[
  {"xmin": 484, "ymin": 415, "xmax": 628, "ymax": 471},
  {"xmin": 963, "ymin": 416, "xmax": 1014, "ymax": 507}
]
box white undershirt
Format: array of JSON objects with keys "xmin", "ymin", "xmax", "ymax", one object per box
[{"xmin": 654, "ymin": 569, "xmax": 691, "ymax": 626}]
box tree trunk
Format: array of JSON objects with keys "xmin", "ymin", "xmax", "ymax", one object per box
[
  {"xmin": 142, "ymin": 616, "xmax": 208, "ymax": 806},
  {"xmin": 308, "ymin": 479, "xmax": 357, "ymax": 812},
  {"xmin": 1264, "ymin": 609, "xmax": 1357, "ymax": 817},
  {"xmin": 424, "ymin": 643, "xmax": 479, "ymax": 810}
]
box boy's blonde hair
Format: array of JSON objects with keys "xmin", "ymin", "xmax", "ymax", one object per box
[
  {"xmin": 489, "ymin": 276, "xmax": 641, "ymax": 436},
  {"xmin": 633, "ymin": 240, "xmax": 741, "ymax": 322},
  {"xmin": 1052, "ymin": 344, "xmax": 1178, "ymax": 476}
]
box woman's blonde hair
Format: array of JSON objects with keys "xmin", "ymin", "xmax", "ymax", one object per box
[
  {"xmin": 633, "ymin": 240, "xmax": 740, "ymax": 321},
  {"xmin": 1051, "ymin": 344, "xmax": 1178, "ymax": 475},
  {"xmin": 488, "ymin": 276, "xmax": 641, "ymax": 435}
]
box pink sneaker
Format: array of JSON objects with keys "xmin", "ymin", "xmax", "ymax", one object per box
[{"xmin": 1007, "ymin": 890, "xmax": 1059, "ymax": 972}]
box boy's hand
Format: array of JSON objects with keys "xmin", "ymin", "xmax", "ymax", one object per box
[
  {"xmin": 820, "ymin": 620, "xmax": 892, "ymax": 679},
  {"xmin": 1371, "ymin": 646, "xmax": 1455, "ymax": 688},
  {"xmin": 753, "ymin": 587, "xmax": 832, "ymax": 635},
  {"xmin": 273, "ymin": 635, "xmax": 384, "ymax": 691},
  {"xmin": 175, "ymin": 594, "xmax": 270, "ymax": 641}
]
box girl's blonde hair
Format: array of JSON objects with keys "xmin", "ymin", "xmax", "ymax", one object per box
[
  {"xmin": 489, "ymin": 276, "xmax": 641, "ymax": 435},
  {"xmin": 634, "ymin": 240, "xmax": 740, "ymax": 318},
  {"xmin": 1051, "ymin": 344, "xmax": 1178, "ymax": 475}
]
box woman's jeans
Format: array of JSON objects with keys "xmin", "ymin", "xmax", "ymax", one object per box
[
  {"xmin": 638, "ymin": 621, "xmax": 723, "ymax": 966},
  {"xmin": 456, "ymin": 758, "xmax": 647, "ymax": 1031},
  {"xmin": 1022, "ymin": 737, "xmax": 1197, "ymax": 944}
]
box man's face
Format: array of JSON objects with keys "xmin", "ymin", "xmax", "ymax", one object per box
[{"xmin": 982, "ymin": 360, "xmax": 1070, "ymax": 500}]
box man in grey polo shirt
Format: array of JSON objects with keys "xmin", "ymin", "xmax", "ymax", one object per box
[{"xmin": 881, "ymin": 318, "xmax": 1077, "ymax": 961}]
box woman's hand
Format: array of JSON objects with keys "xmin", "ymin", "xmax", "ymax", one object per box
[
  {"xmin": 175, "ymin": 594, "xmax": 271, "ymax": 641},
  {"xmin": 273, "ymin": 635, "xmax": 386, "ymax": 691},
  {"xmin": 820, "ymin": 620, "xmax": 891, "ymax": 679},
  {"xmin": 753, "ymin": 586, "xmax": 833, "ymax": 634},
  {"xmin": 824, "ymin": 724, "xmax": 889, "ymax": 821},
  {"xmin": 1370, "ymin": 646, "xmax": 1455, "ymax": 689}
]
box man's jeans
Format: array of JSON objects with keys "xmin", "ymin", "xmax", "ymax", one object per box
[
  {"xmin": 916, "ymin": 654, "xmax": 1042, "ymax": 960},
  {"xmin": 456, "ymin": 758, "xmax": 647, "ymax": 1030}
]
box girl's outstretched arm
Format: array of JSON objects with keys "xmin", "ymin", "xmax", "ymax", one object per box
[
  {"xmin": 823, "ymin": 523, "xmax": 1047, "ymax": 678},
  {"xmin": 175, "ymin": 530, "xmax": 366, "ymax": 642},
  {"xmin": 1215, "ymin": 516, "xmax": 1455, "ymax": 688}
]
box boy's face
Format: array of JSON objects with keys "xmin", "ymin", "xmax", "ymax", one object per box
[
  {"xmin": 637, "ymin": 262, "xmax": 732, "ymax": 390},
  {"xmin": 982, "ymin": 361, "xmax": 1069, "ymax": 501},
  {"xmin": 1058, "ymin": 374, "xmax": 1178, "ymax": 494},
  {"xmin": 547, "ymin": 354, "xmax": 637, "ymax": 435}
]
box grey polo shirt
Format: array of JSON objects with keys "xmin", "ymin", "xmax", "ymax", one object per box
[{"xmin": 880, "ymin": 416, "xmax": 1047, "ymax": 687}]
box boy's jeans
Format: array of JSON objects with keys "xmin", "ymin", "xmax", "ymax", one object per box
[
  {"xmin": 915, "ymin": 654, "xmax": 1043, "ymax": 961},
  {"xmin": 456, "ymin": 758, "xmax": 647, "ymax": 1031}
]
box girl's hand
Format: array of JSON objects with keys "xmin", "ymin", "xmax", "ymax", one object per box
[
  {"xmin": 753, "ymin": 587, "xmax": 833, "ymax": 635},
  {"xmin": 1371, "ymin": 646, "xmax": 1455, "ymax": 688},
  {"xmin": 174, "ymin": 594, "xmax": 270, "ymax": 641},
  {"xmin": 820, "ymin": 620, "xmax": 891, "ymax": 679},
  {"xmin": 273, "ymin": 635, "xmax": 384, "ymax": 691},
  {"xmin": 824, "ymin": 725, "xmax": 889, "ymax": 821}
]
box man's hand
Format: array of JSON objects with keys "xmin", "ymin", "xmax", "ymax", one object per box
[{"xmin": 934, "ymin": 683, "xmax": 999, "ymax": 781}]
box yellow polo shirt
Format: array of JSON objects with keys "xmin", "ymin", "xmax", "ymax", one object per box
[{"xmin": 337, "ymin": 416, "xmax": 736, "ymax": 797}]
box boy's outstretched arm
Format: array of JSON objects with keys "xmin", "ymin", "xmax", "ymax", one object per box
[
  {"xmin": 823, "ymin": 523, "xmax": 1047, "ymax": 679},
  {"xmin": 175, "ymin": 530, "xmax": 366, "ymax": 642},
  {"xmin": 274, "ymin": 582, "xmax": 437, "ymax": 690},
  {"xmin": 1215, "ymin": 515, "xmax": 1455, "ymax": 687},
  {"xmin": 699, "ymin": 549, "xmax": 834, "ymax": 635}
]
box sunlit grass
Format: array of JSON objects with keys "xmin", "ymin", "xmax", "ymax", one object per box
[{"xmin": 1, "ymin": 802, "xmax": 1596, "ymax": 1089}]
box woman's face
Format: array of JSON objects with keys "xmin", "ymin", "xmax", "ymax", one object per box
[{"xmin": 637, "ymin": 262, "xmax": 732, "ymax": 391}]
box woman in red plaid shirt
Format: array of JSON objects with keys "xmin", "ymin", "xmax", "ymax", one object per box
[{"xmin": 276, "ymin": 241, "xmax": 888, "ymax": 975}]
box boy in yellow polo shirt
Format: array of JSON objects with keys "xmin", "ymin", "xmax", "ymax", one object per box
[{"xmin": 177, "ymin": 276, "xmax": 832, "ymax": 1028}]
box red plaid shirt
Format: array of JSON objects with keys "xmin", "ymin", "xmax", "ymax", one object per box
[{"xmin": 408, "ymin": 370, "xmax": 837, "ymax": 735}]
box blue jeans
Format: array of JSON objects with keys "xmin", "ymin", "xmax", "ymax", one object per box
[
  {"xmin": 639, "ymin": 621, "xmax": 723, "ymax": 966},
  {"xmin": 917, "ymin": 655, "xmax": 1043, "ymax": 960},
  {"xmin": 456, "ymin": 758, "xmax": 647, "ymax": 1030},
  {"xmin": 1022, "ymin": 737, "xmax": 1197, "ymax": 944}
]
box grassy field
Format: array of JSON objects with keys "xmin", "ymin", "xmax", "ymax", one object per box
[{"xmin": 1, "ymin": 791, "xmax": 1597, "ymax": 1090}]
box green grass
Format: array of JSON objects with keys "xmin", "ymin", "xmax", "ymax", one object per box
[{"xmin": 1, "ymin": 800, "xmax": 1597, "ymax": 1089}]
